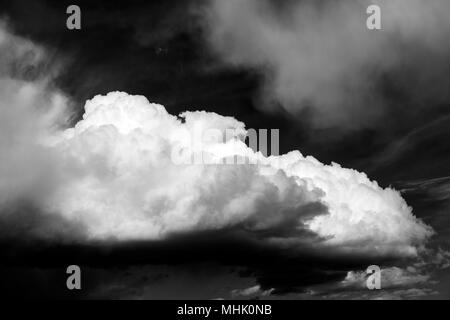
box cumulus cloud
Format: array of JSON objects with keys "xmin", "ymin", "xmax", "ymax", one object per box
[
  {"xmin": 342, "ymin": 266, "xmax": 430, "ymax": 289},
  {"xmin": 231, "ymin": 285, "xmax": 274, "ymax": 299},
  {"xmin": 200, "ymin": 0, "xmax": 450, "ymax": 129},
  {"xmin": 304, "ymin": 263, "xmax": 439, "ymax": 300},
  {"xmin": 3, "ymin": 90, "xmax": 429, "ymax": 257},
  {"xmin": 0, "ymin": 20, "xmax": 432, "ymax": 258},
  {"xmin": 332, "ymin": 248, "xmax": 450, "ymax": 299}
]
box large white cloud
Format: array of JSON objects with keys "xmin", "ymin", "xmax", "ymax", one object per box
[
  {"xmin": 35, "ymin": 91, "xmax": 431, "ymax": 256},
  {"xmin": 0, "ymin": 21, "xmax": 432, "ymax": 258},
  {"xmin": 44, "ymin": 92, "xmax": 321, "ymax": 241}
]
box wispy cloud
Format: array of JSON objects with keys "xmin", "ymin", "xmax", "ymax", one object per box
[{"xmin": 200, "ymin": 0, "xmax": 450, "ymax": 129}]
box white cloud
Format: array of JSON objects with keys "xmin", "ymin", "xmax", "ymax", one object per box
[
  {"xmin": 37, "ymin": 91, "xmax": 431, "ymax": 257},
  {"xmin": 44, "ymin": 92, "xmax": 322, "ymax": 241},
  {"xmin": 231, "ymin": 285, "xmax": 273, "ymax": 298},
  {"xmin": 342, "ymin": 266, "xmax": 430, "ymax": 289},
  {"xmin": 0, "ymin": 21, "xmax": 433, "ymax": 258}
]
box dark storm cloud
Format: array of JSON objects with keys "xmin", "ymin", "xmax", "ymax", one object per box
[
  {"xmin": 0, "ymin": 226, "xmax": 390, "ymax": 298},
  {"xmin": 0, "ymin": 204, "xmax": 87, "ymax": 243}
]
